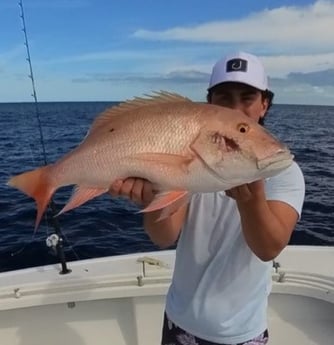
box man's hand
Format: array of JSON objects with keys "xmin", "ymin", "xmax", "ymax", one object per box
[
  {"xmin": 109, "ymin": 178, "xmax": 155, "ymax": 206},
  {"xmin": 225, "ymin": 180, "xmax": 265, "ymax": 203},
  {"xmin": 109, "ymin": 178, "xmax": 186, "ymax": 248}
]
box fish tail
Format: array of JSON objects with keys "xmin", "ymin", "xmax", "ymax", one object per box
[{"xmin": 7, "ymin": 165, "xmax": 56, "ymax": 231}]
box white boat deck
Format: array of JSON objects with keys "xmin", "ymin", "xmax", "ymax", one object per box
[{"xmin": 0, "ymin": 245, "xmax": 333, "ymax": 345}]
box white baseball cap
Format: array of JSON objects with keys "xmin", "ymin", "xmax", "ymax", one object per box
[{"xmin": 208, "ymin": 52, "xmax": 269, "ymax": 91}]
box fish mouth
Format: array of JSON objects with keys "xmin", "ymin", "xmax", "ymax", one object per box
[{"xmin": 256, "ymin": 150, "xmax": 294, "ymax": 170}]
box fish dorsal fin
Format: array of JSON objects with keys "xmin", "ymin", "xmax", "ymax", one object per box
[{"xmin": 89, "ymin": 91, "xmax": 192, "ymax": 133}]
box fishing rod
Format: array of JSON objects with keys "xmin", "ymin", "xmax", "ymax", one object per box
[{"xmin": 18, "ymin": 0, "xmax": 71, "ymax": 274}]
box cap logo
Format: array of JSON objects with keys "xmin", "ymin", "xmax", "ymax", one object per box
[{"xmin": 226, "ymin": 58, "xmax": 247, "ymax": 73}]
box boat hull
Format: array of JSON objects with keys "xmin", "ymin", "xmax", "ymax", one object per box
[{"xmin": 0, "ymin": 246, "xmax": 333, "ymax": 345}]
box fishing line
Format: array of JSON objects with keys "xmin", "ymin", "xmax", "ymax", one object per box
[{"xmin": 13, "ymin": 0, "xmax": 80, "ymax": 272}]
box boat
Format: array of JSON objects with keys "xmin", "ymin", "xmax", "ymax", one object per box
[{"xmin": 0, "ymin": 245, "xmax": 333, "ymax": 345}]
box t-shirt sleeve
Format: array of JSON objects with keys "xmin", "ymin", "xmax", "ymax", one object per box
[{"xmin": 265, "ymin": 161, "xmax": 305, "ymax": 218}]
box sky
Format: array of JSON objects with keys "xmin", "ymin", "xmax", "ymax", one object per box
[{"xmin": 1, "ymin": 0, "xmax": 334, "ymax": 105}]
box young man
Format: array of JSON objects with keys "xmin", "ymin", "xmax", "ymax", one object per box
[{"xmin": 110, "ymin": 52, "xmax": 305, "ymax": 345}]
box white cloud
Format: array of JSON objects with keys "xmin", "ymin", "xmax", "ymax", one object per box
[
  {"xmin": 261, "ymin": 52, "xmax": 334, "ymax": 77},
  {"xmin": 133, "ymin": 0, "xmax": 334, "ymax": 50},
  {"xmin": 154, "ymin": 51, "xmax": 334, "ymax": 80},
  {"xmin": 72, "ymin": 70, "xmax": 209, "ymax": 84},
  {"xmin": 41, "ymin": 50, "xmax": 162, "ymax": 65},
  {"xmin": 272, "ymin": 83, "xmax": 334, "ymax": 105},
  {"xmin": 130, "ymin": 0, "xmax": 334, "ymax": 98},
  {"xmin": 2, "ymin": 69, "xmax": 334, "ymax": 105}
]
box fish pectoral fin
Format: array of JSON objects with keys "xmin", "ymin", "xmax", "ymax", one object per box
[
  {"xmin": 130, "ymin": 153, "xmax": 194, "ymax": 173},
  {"xmin": 56, "ymin": 186, "xmax": 108, "ymax": 216},
  {"xmin": 139, "ymin": 190, "xmax": 189, "ymax": 220}
]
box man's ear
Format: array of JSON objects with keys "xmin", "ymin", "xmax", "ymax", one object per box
[
  {"xmin": 206, "ymin": 92, "xmax": 211, "ymax": 104},
  {"xmin": 260, "ymin": 97, "xmax": 269, "ymax": 118}
]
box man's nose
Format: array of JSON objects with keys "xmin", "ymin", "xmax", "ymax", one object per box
[{"xmin": 228, "ymin": 99, "xmax": 243, "ymax": 111}]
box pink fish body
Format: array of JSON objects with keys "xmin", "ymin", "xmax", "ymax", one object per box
[{"xmin": 8, "ymin": 92, "xmax": 293, "ymax": 230}]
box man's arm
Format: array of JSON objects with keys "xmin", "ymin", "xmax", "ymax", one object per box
[
  {"xmin": 143, "ymin": 205, "xmax": 188, "ymax": 248},
  {"xmin": 110, "ymin": 178, "xmax": 187, "ymax": 248},
  {"xmin": 226, "ymin": 180, "xmax": 300, "ymax": 261}
]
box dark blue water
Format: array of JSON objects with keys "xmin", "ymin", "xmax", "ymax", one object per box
[{"xmin": 0, "ymin": 102, "xmax": 333, "ymax": 272}]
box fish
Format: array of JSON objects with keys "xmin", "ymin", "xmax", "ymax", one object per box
[{"xmin": 7, "ymin": 91, "xmax": 293, "ymax": 230}]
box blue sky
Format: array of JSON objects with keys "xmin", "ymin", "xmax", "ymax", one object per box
[{"xmin": 1, "ymin": 0, "xmax": 334, "ymax": 104}]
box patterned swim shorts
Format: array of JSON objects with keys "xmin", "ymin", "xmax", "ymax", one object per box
[{"xmin": 161, "ymin": 313, "xmax": 269, "ymax": 345}]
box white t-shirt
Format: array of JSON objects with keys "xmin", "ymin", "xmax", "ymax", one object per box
[{"xmin": 165, "ymin": 161, "xmax": 305, "ymax": 344}]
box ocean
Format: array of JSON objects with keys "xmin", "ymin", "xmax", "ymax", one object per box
[{"xmin": 0, "ymin": 101, "xmax": 333, "ymax": 273}]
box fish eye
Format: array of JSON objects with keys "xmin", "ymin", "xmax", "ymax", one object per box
[{"xmin": 237, "ymin": 123, "xmax": 249, "ymax": 133}]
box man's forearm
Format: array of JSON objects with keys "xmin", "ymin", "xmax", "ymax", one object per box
[
  {"xmin": 143, "ymin": 205, "xmax": 187, "ymax": 249},
  {"xmin": 237, "ymin": 199, "xmax": 290, "ymax": 261}
]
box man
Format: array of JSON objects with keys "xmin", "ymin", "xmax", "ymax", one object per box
[{"xmin": 110, "ymin": 52, "xmax": 305, "ymax": 345}]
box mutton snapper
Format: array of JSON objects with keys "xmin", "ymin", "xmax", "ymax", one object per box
[{"xmin": 7, "ymin": 91, "xmax": 293, "ymax": 230}]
